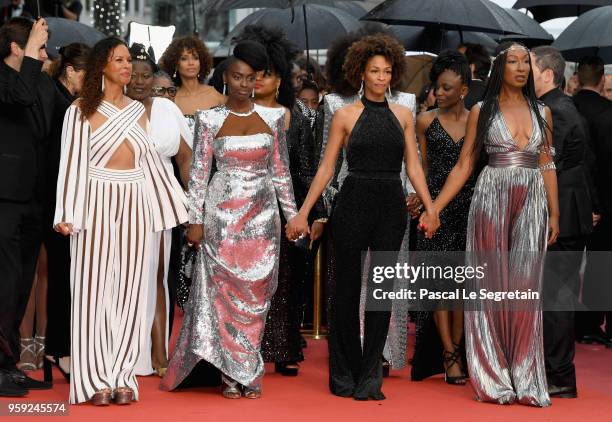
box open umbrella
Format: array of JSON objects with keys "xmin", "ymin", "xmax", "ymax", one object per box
[
  {"xmin": 391, "ymin": 26, "xmax": 498, "ymax": 55},
  {"xmin": 361, "ymin": 0, "xmax": 524, "ymax": 35},
  {"xmin": 513, "ymin": 0, "xmax": 612, "ymax": 23},
  {"xmin": 214, "ymin": 5, "xmax": 362, "ymax": 55},
  {"xmin": 46, "ymin": 17, "xmax": 105, "ymax": 59},
  {"xmin": 552, "ymin": 5, "xmax": 612, "ymax": 62},
  {"xmin": 496, "ymin": 7, "xmax": 553, "ymax": 47}
]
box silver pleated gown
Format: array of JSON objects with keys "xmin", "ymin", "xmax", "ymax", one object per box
[
  {"xmin": 465, "ymin": 102, "xmax": 550, "ymax": 407},
  {"xmin": 161, "ymin": 105, "xmax": 297, "ymax": 391}
]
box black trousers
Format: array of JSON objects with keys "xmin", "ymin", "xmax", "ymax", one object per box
[
  {"xmin": 577, "ymin": 218, "xmax": 612, "ymax": 339},
  {"xmin": 329, "ymin": 176, "xmax": 406, "ymax": 398},
  {"xmin": 44, "ymin": 227, "xmax": 71, "ymax": 357},
  {"xmin": 0, "ymin": 199, "xmax": 43, "ymax": 369},
  {"xmin": 543, "ymin": 235, "xmax": 585, "ymax": 389}
]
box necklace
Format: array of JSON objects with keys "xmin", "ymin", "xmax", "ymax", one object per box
[{"xmin": 227, "ymin": 105, "xmax": 255, "ymax": 117}]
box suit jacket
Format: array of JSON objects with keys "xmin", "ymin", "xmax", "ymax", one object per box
[
  {"xmin": 0, "ymin": 57, "xmax": 61, "ymax": 202},
  {"xmin": 464, "ymin": 79, "xmax": 487, "ymax": 111},
  {"xmin": 541, "ymin": 88, "xmax": 594, "ymax": 237},
  {"xmin": 573, "ymin": 89, "xmax": 612, "ymax": 215}
]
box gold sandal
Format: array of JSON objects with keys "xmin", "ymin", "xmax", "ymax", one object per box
[
  {"xmin": 113, "ymin": 387, "xmax": 134, "ymax": 405},
  {"xmin": 90, "ymin": 388, "xmax": 112, "ymax": 406}
]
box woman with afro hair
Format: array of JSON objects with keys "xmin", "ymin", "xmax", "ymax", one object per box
[{"xmin": 287, "ymin": 34, "xmax": 439, "ymax": 400}]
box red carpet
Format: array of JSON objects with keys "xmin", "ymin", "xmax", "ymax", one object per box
[{"xmin": 3, "ymin": 313, "xmax": 611, "ymax": 422}]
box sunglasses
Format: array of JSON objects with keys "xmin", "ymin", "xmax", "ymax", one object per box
[{"xmin": 152, "ymin": 86, "xmax": 177, "ymax": 97}]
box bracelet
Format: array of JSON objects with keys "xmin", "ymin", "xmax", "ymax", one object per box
[
  {"xmin": 314, "ymin": 218, "xmax": 328, "ymax": 223},
  {"xmin": 539, "ymin": 162, "xmax": 556, "ymax": 172}
]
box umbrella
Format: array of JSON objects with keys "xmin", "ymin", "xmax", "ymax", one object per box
[
  {"xmin": 214, "ymin": 5, "xmax": 363, "ymax": 55},
  {"xmin": 552, "ymin": 5, "xmax": 612, "ymax": 62},
  {"xmin": 391, "ymin": 26, "xmax": 498, "ymax": 55},
  {"xmin": 361, "ymin": 0, "xmax": 525, "ymax": 35},
  {"xmin": 46, "ymin": 17, "xmax": 105, "ymax": 59},
  {"xmin": 332, "ymin": 1, "xmax": 368, "ymax": 19},
  {"xmin": 513, "ymin": 0, "xmax": 612, "ymax": 23},
  {"xmin": 496, "ymin": 8, "xmax": 553, "ymax": 47},
  {"xmin": 205, "ymin": 0, "xmax": 361, "ymax": 11}
]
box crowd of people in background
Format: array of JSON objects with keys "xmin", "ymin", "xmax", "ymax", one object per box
[{"xmin": 0, "ymin": 11, "xmax": 610, "ymax": 409}]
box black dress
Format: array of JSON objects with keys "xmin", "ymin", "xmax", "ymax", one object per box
[
  {"xmin": 410, "ymin": 116, "xmax": 474, "ymax": 381},
  {"xmin": 329, "ymin": 96, "xmax": 407, "ymax": 400},
  {"xmin": 261, "ymin": 102, "xmax": 325, "ymax": 364}
]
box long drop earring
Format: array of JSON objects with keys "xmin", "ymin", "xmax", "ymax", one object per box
[
  {"xmin": 223, "ymin": 82, "xmax": 227, "ymax": 96},
  {"xmin": 252, "ymin": 88, "xmax": 255, "ymax": 98},
  {"xmin": 101, "ymin": 75, "xmax": 105, "ymax": 92},
  {"xmin": 358, "ymin": 80, "xmax": 364, "ymax": 97},
  {"xmin": 387, "ymin": 84, "xmax": 392, "ymax": 99},
  {"xmin": 123, "ymin": 85, "xmax": 127, "ymax": 95},
  {"xmin": 173, "ymin": 68, "xmax": 177, "ymax": 79}
]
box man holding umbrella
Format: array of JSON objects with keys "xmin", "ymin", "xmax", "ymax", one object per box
[
  {"xmin": 531, "ymin": 46, "xmax": 595, "ymax": 399},
  {"xmin": 0, "ymin": 16, "xmax": 59, "ymax": 396}
]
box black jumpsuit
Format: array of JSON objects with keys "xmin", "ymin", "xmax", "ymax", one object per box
[{"xmin": 329, "ymin": 96, "xmax": 407, "ymax": 400}]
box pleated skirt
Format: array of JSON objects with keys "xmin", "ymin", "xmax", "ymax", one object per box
[{"xmin": 69, "ymin": 166, "xmax": 151, "ymax": 404}]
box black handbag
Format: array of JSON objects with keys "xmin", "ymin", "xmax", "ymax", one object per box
[{"xmin": 176, "ymin": 244, "xmax": 197, "ymax": 310}]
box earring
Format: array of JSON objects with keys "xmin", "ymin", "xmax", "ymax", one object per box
[
  {"xmin": 358, "ymin": 80, "xmax": 364, "ymax": 97},
  {"xmin": 252, "ymin": 88, "xmax": 255, "ymax": 98},
  {"xmin": 197, "ymin": 73, "xmax": 200, "ymax": 80},
  {"xmin": 387, "ymin": 84, "xmax": 392, "ymax": 98},
  {"xmin": 123, "ymin": 85, "xmax": 127, "ymax": 95},
  {"xmin": 173, "ymin": 69, "xmax": 177, "ymax": 79},
  {"xmin": 460, "ymin": 94, "xmax": 465, "ymax": 100},
  {"xmin": 222, "ymin": 82, "xmax": 227, "ymax": 96},
  {"xmin": 275, "ymin": 86, "xmax": 279, "ymax": 99},
  {"xmin": 101, "ymin": 75, "xmax": 105, "ymax": 92}
]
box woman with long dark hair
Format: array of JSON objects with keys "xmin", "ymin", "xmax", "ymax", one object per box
[
  {"xmin": 53, "ymin": 37, "xmax": 188, "ymax": 405},
  {"xmin": 287, "ymin": 34, "xmax": 438, "ymax": 401},
  {"xmin": 40, "ymin": 43, "xmax": 90, "ymax": 382},
  {"xmin": 409, "ymin": 51, "xmax": 474, "ymax": 385},
  {"xmin": 126, "ymin": 44, "xmax": 193, "ymax": 379},
  {"xmin": 420, "ymin": 42, "xmax": 559, "ymax": 406},
  {"xmin": 161, "ymin": 40, "xmax": 298, "ymax": 399}
]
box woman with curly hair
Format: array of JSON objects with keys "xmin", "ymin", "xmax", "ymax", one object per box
[
  {"xmin": 53, "ymin": 37, "xmax": 188, "ymax": 405},
  {"xmin": 159, "ymin": 36, "xmax": 225, "ymax": 133},
  {"xmin": 230, "ymin": 24, "xmax": 326, "ymax": 377},
  {"xmin": 419, "ymin": 42, "xmax": 558, "ymax": 406},
  {"xmin": 287, "ymin": 34, "xmax": 439, "ymax": 400}
]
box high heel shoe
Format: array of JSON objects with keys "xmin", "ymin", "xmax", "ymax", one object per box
[
  {"xmin": 18, "ymin": 338, "xmax": 36, "ymax": 371},
  {"xmin": 34, "ymin": 335, "xmax": 45, "ymax": 369},
  {"xmin": 221, "ymin": 376, "xmax": 241, "ymax": 399},
  {"xmin": 453, "ymin": 342, "xmax": 468, "ymax": 379},
  {"xmin": 154, "ymin": 367, "xmax": 167, "ymax": 378},
  {"xmin": 113, "ymin": 387, "xmax": 134, "ymax": 405},
  {"xmin": 242, "ymin": 386, "xmax": 261, "ymax": 399},
  {"xmin": 43, "ymin": 356, "xmax": 70, "ymax": 384},
  {"xmin": 90, "ymin": 388, "xmax": 112, "ymax": 406},
  {"xmin": 442, "ymin": 349, "xmax": 466, "ymax": 385},
  {"xmin": 274, "ymin": 362, "xmax": 299, "ymax": 377}
]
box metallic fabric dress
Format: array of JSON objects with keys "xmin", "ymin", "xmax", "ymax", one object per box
[
  {"xmin": 161, "ymin": 104, "xmax": 298, "ymax": 391},
  {"xmin": 465, "ymin": 102, "xmax": 550, "ymax": 407},
  {"xmin": 319, "ymin": 92, "xmax": 417, "ymax": 370}
]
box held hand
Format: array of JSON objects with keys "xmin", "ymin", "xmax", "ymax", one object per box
[
  {"xmin": 548, "ymin": 215, "xmax": 560, "ymax": 246},
  {"xmin": 186, "ymin": 224, "xmax": 204, "ymax": 249},
  {"xmin": 418, "ymin": 210, "xmax": 440, "ymax": 239},
  {"xmin": 25, "ymin": 19, "xmax": 48, "ymax": 57},
  {"xmin": 54, "ymin": 222, "xmax": 73, "ymax": 236},
  {"xmin": 406, "ymin": 193, "xmax": 423, "ymax": 219},
  {"xmin": 593, "ymin": 213, "xmax": 601, "ymax": 227},
  {"xmin": 310, "ymin": 221, "xmax": 325, "ymax": 242},
  {"xmin": 286, "ymin": 214, "xmax": 310, "ymax": 241}
]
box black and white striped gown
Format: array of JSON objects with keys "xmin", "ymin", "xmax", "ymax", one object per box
[{"xmin": 54, "ymin": 100, "xmax": 188, "ymax": 404}]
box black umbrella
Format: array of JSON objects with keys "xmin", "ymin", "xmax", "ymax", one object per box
[
  {"xmin": 46, "ymin": 17, "xmax": 105, "ymax": 59},
  {"xmin": 496, "ymin": 8, "xmax": 553, "ymax": 47},
  {"xmin": 513, "ymin": 0, "xmax": 612, "ymax": 23},
  {"xmin": 215, "ymin": 4, "xmax": 362, "ymax": 54},
  {"xmin": 552, "ymin": 5, "xmax": 612, "ymax": 62},
  {"xmin": 361, "ymin": 0, "xmax": 524, "ymax": 35},
  {"xmin": 391, "ymin": 26, "xmax": 498, "ymax": 55}
]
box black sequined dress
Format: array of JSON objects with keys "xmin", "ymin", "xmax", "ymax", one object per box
[{"xmin": 411, "ymin": 116, "xmax": 474, "ymax": 381}]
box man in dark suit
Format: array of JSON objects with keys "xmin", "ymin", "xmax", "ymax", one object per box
[
  {"xmin": 531, "ymin": 46, "xmax": 596, "ymax": 399},
  {"xmin": 0, "ymin": 16, "xmax": 56, "ymax": 397},
  {"xmin": 572, "ymin": 56, "xmax": 612, "ymax": 348},
  {"xmin": 462, "ymin": 44, "xmax": 490, "ymax": 110}
]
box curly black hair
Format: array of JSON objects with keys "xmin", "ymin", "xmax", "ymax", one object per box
[
  {"xmin": 159, "ymin": 36, "xmax": 213, "ymax": 86},
  {"xmin": 342, "ymin": 33, "xmax": 406, "ymax": 91},
  {"xmin": 429, "ymin": 49, "xmax": 472, "ymax": 87},
  {"xmin": 232, "ymin": 24, "xmax": 299, "ymax": 109}
]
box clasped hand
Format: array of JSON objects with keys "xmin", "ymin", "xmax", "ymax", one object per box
[
  {"xmin": 285, "ymin": 214, "xmax": 310, "ymax": 241},
  {"xmin": 418, "ymin": 209, "xmax": 441, "ymax": 239}
]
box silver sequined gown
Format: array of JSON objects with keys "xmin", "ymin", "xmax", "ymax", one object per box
[
  {"xmin": 465, "ymin": 102, "xmax": 550, "ymax": 407},
  {"xmin": 161, "ymin": 104, "xmax": 297, "ymax": 391}
]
